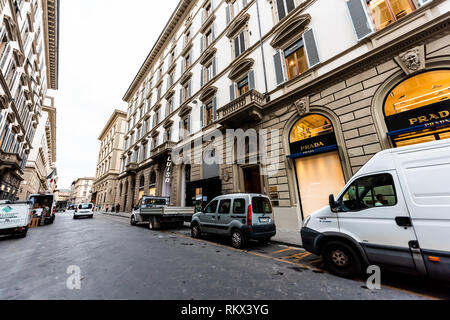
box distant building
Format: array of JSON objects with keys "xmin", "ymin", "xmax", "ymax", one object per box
[
  {"xmin": 55, "ymin": 189, "xmax": 70, "ymax": 202},
  {"xmin": 0, "ymin": 0, "xmax": 59, "ymax": 200},
  {"xmin": 70, "ymin": 178, "xmax": 95, "ymax": 205},
  {"xmin": 92, "ymin": 109, "xmax": 127, "ymax": 211}
]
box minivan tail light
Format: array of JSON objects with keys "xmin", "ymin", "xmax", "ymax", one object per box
[{"xmin": 247, "ymin": 204, "xmax": 252, "ymax": 226}]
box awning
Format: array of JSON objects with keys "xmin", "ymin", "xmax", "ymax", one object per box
[
  {"xmin": 387, "ymin": 119, "xmax": 450, "ymax": 136},
  {"xmin": 287, "ymin": 144, "xmax": 338, "ymax": 159}
]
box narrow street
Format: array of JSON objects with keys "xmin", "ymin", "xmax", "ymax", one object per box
[{"xmin": 0, "ymin": 212, "xmax": 447, "ymax": 300}]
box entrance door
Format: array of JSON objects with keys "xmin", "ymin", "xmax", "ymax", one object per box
[
  {"xmin": 243, "ymin": 166, "xmax": 262, "ymax": 194},
  {"xmin": 295, "ymin": 151, "xmax": 346, "ymax": 218}
]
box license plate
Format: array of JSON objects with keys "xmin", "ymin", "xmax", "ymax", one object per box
[{"xmin": 259, "ymin": 217, "xmax": 270, "ymax": 223}]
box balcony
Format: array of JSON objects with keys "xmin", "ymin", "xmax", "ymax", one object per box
[
  {"xmin": 150, "ymin": 141, "xmax": 176, "ymax": 161},
  {"xmin": 0, "ymin": 151, "xmax": 23, "ymax": 172},
  {"xmin": 217, "ymin": 89, "xmax": 266, "ymax": 126},
  {"xmin": 125, "ymin": 162, "xmax": 138, "ymax": 174}
]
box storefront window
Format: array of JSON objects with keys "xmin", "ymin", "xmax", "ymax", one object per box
[
  {"xmin": 290, "ymin": 114, "xmax": 334, "ymax": 143},
  {"xmin": 367, "ymin": 0, "xmax": 415, "ymax": 31}
]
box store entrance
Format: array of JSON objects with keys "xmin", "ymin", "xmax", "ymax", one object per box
[
  {"xmin": 243, "ymin": 166, "xmax": 262, "ymax": 194},
  {"xmin": 288, "ymin": 114, "xmax": 346, "ymax": 219}
]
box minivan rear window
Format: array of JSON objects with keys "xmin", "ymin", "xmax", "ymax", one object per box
[
  {"xmin": 252, "ymin": 197, "xmax": 272, "ymax": 214},
  {"xmin": 79, "ymin": 204, "xmax": 93, "ymax": 209}
]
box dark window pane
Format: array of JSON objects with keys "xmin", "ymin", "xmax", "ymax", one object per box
[
  {"xmin": 233, "ymin": 199, "xmax": 246, "ymax": 214},
  {"xmin": 252, "ymin": 197, "xmax": 272, "ymax": 214},
  {"xmin": 218, "ymin": 199, "xmax": 231, "ymax": 214}
]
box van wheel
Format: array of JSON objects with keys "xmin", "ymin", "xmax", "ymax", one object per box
[
  {"xmin": 231, "ymin": 229, "xmax": 246, "ymax": 249},
  {"xmin": 322, "ymin": 241, "xmax": 362, "ymax": 278},
  {"xmin": 149, "ymin": 217, "xmax": 156, "ymax": 230},
  {"xmin": 191, "ymin": 223, "xmax": 201, "ymax": 239},
  {"xmin": 130, "ymin": 216, "xmax": 136, "ymax": 226}
]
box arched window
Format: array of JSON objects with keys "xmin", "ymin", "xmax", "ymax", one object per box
[
  {"xmin": 384, "ymin": 70, "xmax": 450, "ymax": 147},
  {"xmin": 149, "ymin": 171, "xmax": 156, "ymax": 196}
]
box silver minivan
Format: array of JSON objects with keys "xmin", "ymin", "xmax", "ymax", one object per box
[{"xmin": 190, "ymin": 194, "xmax": 276, "ymax": 248}]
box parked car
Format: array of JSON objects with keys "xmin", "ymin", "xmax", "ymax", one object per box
[
  {"xmin": 191, "ymin": 194, "xmax": 276, "ymax": 248},
  {"xmin": 0, "ymin": 200, "xmax": 32, "ymax": 238},
  {"xmin": 73, "ymin": 203, "xmax": 94, "ymax": 219},
  {"xmin": 131, "ymin": 196, "xmax": 194, "ymax": 229},
  {"xmin": 301, "ymin": 139, "xmax": 450, "ymax": 281},
  {"xmin": 29, "ymin": 193, "xmax": 56, "ymax": 225}
]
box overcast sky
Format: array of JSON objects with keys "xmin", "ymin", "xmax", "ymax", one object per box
[{"xmin": 54, "ymin": 0, "xmax": 179, "ymax": 189}]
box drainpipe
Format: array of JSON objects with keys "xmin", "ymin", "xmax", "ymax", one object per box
[{"xmin": 255, "ymin": 0, "xmax": 270, "ymax": 102}]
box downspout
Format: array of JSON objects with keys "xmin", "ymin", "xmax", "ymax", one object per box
[{"xmin": 255, "ymin": 0, "xmax": 270, "ymax": 102}]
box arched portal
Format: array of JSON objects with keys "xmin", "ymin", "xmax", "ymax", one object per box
[
  {"xmin": 287, "ymin": 114, "xmax": 346, "ymax": 219},
  {"xmin": 148, "ymin": 171, "xmax": 156, "ymax": 196},
  {"xmin": 138, "ymin": 175, "xmax": 145, "ymax": 201},
  {"xmin": 384, "ymin": 69, "xmax": 450, "ymax": 147}
]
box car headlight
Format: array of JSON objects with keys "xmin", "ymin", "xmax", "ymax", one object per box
[{"xmin": 303, "ymin": 216, "xmax": 311, "ymax": 228}]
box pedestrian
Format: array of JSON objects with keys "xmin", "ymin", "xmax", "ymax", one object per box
[{"xmin": 116, "ymin": 203, "xmax": 120, "ymax": 213}]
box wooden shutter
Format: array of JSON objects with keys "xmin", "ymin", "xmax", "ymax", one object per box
[
  {"xmin": 273, "ymin": 51, "xmax": 285, "ymax": 86},
  {"xmin": 243, "ymin": 0, "xmax": 248, "ymax": 6},
  {"xmin": 346, "ymin": 0, "xmax": 374, "ymax": 40},
  {"xmin": 226, "ymin": 5, "xmax": 231, "ymax": 25},
  {"xmin": 200, "ymin": 68, "xmax": 204, "ymax": 87},
  {"xmin": 179, "ymin": 88, "xmax": 183, "ymax": 105},
  {"xmin": 180, "ymin": 60, "xmax": 185, "ymax": 75},
  {"xmin": 201, "ymin": 9, "xmax": 206, "ymax": 25},
  {"xmin": 229, "ymin": 84, "xmax": 235, "ymax": 101},
  {"xmin": 188, "ymin": 114, "xmax": 191, "ymax": 134},
  {"xmin": 179, "ymin": 120, "xmax": 182, "ymax": 140},
  {"xmin": 188, "ymin": 80, "xmax": 192, "ymax": 98},
  {"xmin": 234, "ymin": 36, "xmax": 240, "ymax": 58},
  {"xmin": 212, "ymin": 97, "xmax": 217, "ymax": 121},
  {"xmin": 200, "ymin": 105, "xmax": 204, "ymax": 128},
  {"xmin": 201, "ymin": 35, "xmax": 205, "ymax": 53},
  {"xmin": 248, "ymin": 70, "xmax": 255, "ymax": 90},
  {"xmin": 303, "ymin": 28, "xmax": 320, "ymax": 67},
  {"xmin": 212, "ymin": 56, "xmax": 217, "ymax": 77},
  {"xmin": 211, "ymin": 23, "xmax": 216, "ymax": 41}
]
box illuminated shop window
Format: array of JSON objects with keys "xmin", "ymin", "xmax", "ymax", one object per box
[
  {"xmin": 289, "ymin": 114, "xmax": 334, "ymax": 143},
  {"xmin": 367, "ymin": 0, "xmax": 416, "ymax": 31}
]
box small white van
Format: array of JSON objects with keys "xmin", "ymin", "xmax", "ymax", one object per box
[
  {"xmin": 73, "ymin": 203, "xmax": 94, "ymax": 219},
  {"xmin": 301, "ymin": 139, "xmax": 450, "ymax": 280}
]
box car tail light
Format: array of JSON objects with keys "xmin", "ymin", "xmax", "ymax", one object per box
[
  {"xmin": 75, "ymin": 208, "xmax": 78, "ymax": 213},
  {"xmin": 247, "ymin": 204, "xmax": 252, "ymax": 226},
  {"xmin": 52, "ymin": 206, "xmax": 56, "ymax": 215}
]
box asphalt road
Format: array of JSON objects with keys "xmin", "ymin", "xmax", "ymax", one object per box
[{"xmin": 0, "ymin": 211, "xmax": 447, "ymax": 300}]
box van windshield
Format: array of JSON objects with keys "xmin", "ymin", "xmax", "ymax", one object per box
[
  {"xmin": 79, "ymin": 204, "xmax": 93, "ymax": 209},
  {"xmin": 252, "ymin": 197, "xmax": 272, "ymax": 214}
]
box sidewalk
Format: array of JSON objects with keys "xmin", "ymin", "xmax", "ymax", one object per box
[{"xmin": 98, "ymin": 211, "xmax": 303, "ymax": 248}]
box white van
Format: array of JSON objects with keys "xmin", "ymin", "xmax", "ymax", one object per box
[
  {"xmin": 0, "ymin": 201, "xmax": 32, "ymax": 238},
  {"xmin": 301, "ymin": 139, "xmax": 450, "ymax": 280}
]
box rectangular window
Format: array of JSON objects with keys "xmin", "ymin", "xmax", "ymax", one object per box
[
  {"xmin": 284, "ymin": 39, "xmax": 308, "ymax": 80},
  {"xmin": 339, "ymin": 174, "xmax": 398, "ymax": 212},
  {"xmin": 237, "ymin": 77, "xmax": 249, "ymax": 97},
  {"xmin": 233, "ymin": 199, "xmax": 246, "ymax": 214},
  {"xmin": 205, "ymin": 100, "xmax": 214, "ymax": 126},
  {"xmin": 233, "ymin": 32, "xmax": 246, "ymax": 58},
  {"xmin": 367, "ymin": 0, "xmax": 415, "ymax": 31},
  {"xmin": 205, "ymin": 62, "xmax": 214, "ymax": 83},
  {"xmin": 185, "ymin": 54, "xmax": 191, "ymax": 70},
  {"xmin": 205, "ymin": 29, "xmax": 213, "ymax": 48},
  {"xmin": 218, "ymin": 199, "xmax": 232, "ymax": 214}
]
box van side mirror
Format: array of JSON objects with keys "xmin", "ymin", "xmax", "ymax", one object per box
[{"xmin": 329, "ymin": 194, "xmax": 338, "ymax": 213}]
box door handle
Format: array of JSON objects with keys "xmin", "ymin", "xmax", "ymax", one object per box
[{"xmin": 395, "ymin": 216, "xmax": 412, "ymax": 227}]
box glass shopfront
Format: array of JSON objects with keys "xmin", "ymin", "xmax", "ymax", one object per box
[
  {"xmin": 288, "ymin": 114, "xmax": 346, "ymax": 219},
  {"xmin": 384, "ymin": 70, "xmax": 450, "ymax": 147}
]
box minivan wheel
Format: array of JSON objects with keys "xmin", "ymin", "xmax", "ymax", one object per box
[
  {"xmin": 130, "ymin": 216, "xmax": 136, "ymax": 226},
  {"xmin": 231, "ymin": 229, "xmax": 246, "ymax": 249},
  {"xmin": 149, "ymin": 217, "xmax": 156, "ymax": 230},
  {"xmin": 322, "ymin": 241, "xmax": 362, "ymax": 278},
  {"xmin": 191, "ymin": 223, "xmax": 201, "ymax": 239}
]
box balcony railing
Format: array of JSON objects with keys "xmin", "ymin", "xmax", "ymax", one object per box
[
  {"xmin": 0, "ymin": 151, "xmax": 23, "ymax": 172},
  {"xmin": 125, "ymin": 162, "xmax": 138, "ymax": 173},
  {"xmin": 217, "ymin": 89, "xmax": 266, "ymax": 126},
  {"xmin": 150, "ymin": 141, "xmax": 176, "ymax": 160}
]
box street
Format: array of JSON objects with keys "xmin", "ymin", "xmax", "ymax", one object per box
[{"xmin": 0, "ymin": 212, "xmax": 448, "ymax": 300}]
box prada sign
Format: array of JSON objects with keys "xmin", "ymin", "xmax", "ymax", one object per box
[
  {"xmin": 385, "ymin": 100, "xmax": 450, "ymax": 133},
  {"xmin": 289, "ymin": 133, "xmax": 337, "ymax": 156}
]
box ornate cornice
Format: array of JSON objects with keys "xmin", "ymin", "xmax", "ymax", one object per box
[{"xmin": 43, "ymin": 0, "xmax": 59, "ymax": 90}]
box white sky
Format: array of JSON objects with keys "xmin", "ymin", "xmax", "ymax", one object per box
[{"xmin": 54, "ymin": 0, "xmax": 179, "ymax": 189}]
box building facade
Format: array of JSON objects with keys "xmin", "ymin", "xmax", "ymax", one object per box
[
  {"xmin": 117, "ymin": 0, "xmax": 449, "ymax": 233},
  {"xmin": 70, "ymin": 177, "xmax": 95, "ymax": 205},
  {"xmin": 0, "ymin": 0, "xmax": 59, "ymax": 200},
  {"xmin": 93, "ymin": 109, "xmax": 127, "ymax": 211},
  {"xmin": 17, "ymin": 96, "xmax": 56, "ymax": 199}
]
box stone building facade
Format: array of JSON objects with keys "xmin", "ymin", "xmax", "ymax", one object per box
[
  {"xmin": 0, "ymin": 0, "xmax": 59, "ymax": 200},
  {"xmin": 117, "ymin": 0, "xmax": 449, "ymax": 233},
  {"xmin": 70, "ymin": 177, "xmax": 95, "ymax": 205},
  {"xmin": 93, "ymin": 109, "xmax": 127, "ymax": 211}
]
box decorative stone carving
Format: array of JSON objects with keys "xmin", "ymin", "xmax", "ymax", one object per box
[
  {"xmin": 395, "ymin": 45, "xmax": 426, "ymax": 75},
  {"xmin": 294, "ymin": 97, "xmax": 309, "ymax": 116}
]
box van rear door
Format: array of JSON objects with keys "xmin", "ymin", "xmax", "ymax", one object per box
[
  {"xmin": 251, "ymin": 196, "xmax": 274, "ymax": 226},
  {"xmin": 337, "ymin": 171, "xmax": 418, "ymax": 272},
  {"xmin": 393, "ymin": 142, "xmax": 450, "ymax": 279}
]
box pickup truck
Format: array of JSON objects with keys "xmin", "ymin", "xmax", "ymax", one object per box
[
  {"xmin": 0, "ymin": 200, "xmax": 32, "ymax": 238},
  {"xmin": 130, "ymin": 196, "xmax": 195, "ymax": 230}
]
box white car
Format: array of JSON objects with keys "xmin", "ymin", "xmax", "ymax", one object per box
[
  {"xmin": 301, "ymin": 139, "xmax": 450, "ymax": 281},
  {"xmin": 73, "ymin": 203, "xmax": 94, "ymax": 219}
]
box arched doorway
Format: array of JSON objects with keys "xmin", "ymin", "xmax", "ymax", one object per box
[
  {"xmin": 384, "ymin": 69, "xmax": 450, "ymax": 147},
  {"xmin": 148, "ymin": 172, "xmax": 156, "ymax": 196},
  {"xmin": 138, "ymin": 175, "xmax": 145, "ymax": 201},
  {"xmin": 288, "ymin": 114, "xmax": 346, "ymax": 219}
]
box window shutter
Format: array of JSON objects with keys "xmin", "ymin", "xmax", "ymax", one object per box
[
  {"xmin": 239, "ymin": 32, "xmax": 245, "ymax": 53},
  {"xmin": 212, "ymin": 56, "xmax": 217, "ymax": 77},
  {"xmin": 276, "ymin": 0, "xmax": 286, "ymax": 21},
  {"xmin": 243, "ymin": 0, "xmax": 248, "ymax": 6},
  {"xmin": 179, "ymin": 88, "xmax": 183, "ymax": 105},
  {"xmin": 179, "ymin": 120, "xmax": 182, "ymax": 140},
  {"xmin": 188, "ymin": 80, "xmax": 192, "ymax": 98},
  {"xmin": 188, "ymin": 114, "xmax": 191, "ymax": 134},
  {"xmin": 200, "ymin": 68, "xmax": 204, "ymax": 87},
  {"xmin": 201, "ymin": 10, "xmax": 206, "ymax": 25},
  {"xmin": 229, "ymin": 84, "xmax": 235, "ymax": 101},
  {"xmin": 201, "ymin": 35, "xmax": 205, "ymax": 53},
  {"xmin": 346, "ymin": 0, "xmax": 374, "ymax": 40},
  {"xmin": 273, "ymin": 51, "xmax": 285, "ymax": 86},
  {"xmin": 200, "ymin": 105, "xmax": 204, "ymax": 128},
  {"xmin": 226, "ymin": 5, "xmax": 231, "ymax": 25},
  {"xmin": 152, "ymin": 114, "xmax": 156, "ymax": 128},
  {"xmin": 181, "ymin": 60, "xmax": 185, "ymax": 75},
  {"xmin": 211, "ymin": 0, "xmax": 215, "ymax": 10},
  {"xmin": 212, "ymin": 97, "xmax": 217, "ymax": 121},
  {"xmin": 303, "ymin": 28, "xmax": 320, "ymax": 67},
  {"xmin": 211, "ymin": 23, "xmax": 216, "ymax": 41},
  {"xmin": 248, "ymin": 70, "xmax": 255, "ymax": 90}
]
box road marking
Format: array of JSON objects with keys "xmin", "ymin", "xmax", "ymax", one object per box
[{"xmin": 269, "ymin": 247, "xmax": 295, "ymax": 255}]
